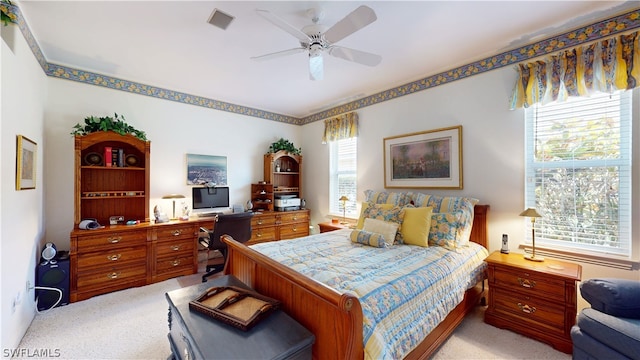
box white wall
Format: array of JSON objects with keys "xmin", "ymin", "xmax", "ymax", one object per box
[
  {"xmin": 1, "ymin": 24, "xmax": 47, "ymax": 349},
  {"xmin": 44, "ymin": 78, "xmax": 302, "ymax": 250},
  {"xmin": 301, "ymin": 67, "xmax": 640, "ymax": 309}
]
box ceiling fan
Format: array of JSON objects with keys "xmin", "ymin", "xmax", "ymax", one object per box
[{"xmin": 251, "ymin": 5, "xmax": 382, "ymax": 81}]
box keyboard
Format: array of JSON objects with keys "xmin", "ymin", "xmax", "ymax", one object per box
[{"xmin": 195, "ymin": 211, "xmax": 221, "ymax": 218}]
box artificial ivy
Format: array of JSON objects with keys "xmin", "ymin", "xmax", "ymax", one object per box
[
  {"xmin": 267, "ymin": 138, "xmax": 301, "ymax": 155},
  {"xmin": 71, "ymin": 113, "xmax": 148, "ymax": 141}
]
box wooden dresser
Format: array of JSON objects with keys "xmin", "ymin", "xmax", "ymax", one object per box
[
  {"xmin": 69, "ymin": 218, "xmax": 215, "ymax": 302},
  {"xmin": 484, "ymin": 251, "xmax": 582, "ymax": 354},
  {"xmin": 248, "ymin": 210, "xmax": 309, "ymax": 245}
]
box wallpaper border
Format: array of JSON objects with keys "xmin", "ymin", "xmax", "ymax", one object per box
[{"xmin": 4, "ymin": 4, "xmax": 639, "ymax": 126}]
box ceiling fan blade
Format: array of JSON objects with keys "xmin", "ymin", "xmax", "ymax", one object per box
[
  {"xmin": 309, "ymin": 52, "xmax": 323, "ymax": 81},
  {"xmin": 251, "ymin": 47, "xmax": 306, "ymax": 62},
  {"xmin": 256, "ymin": 9, "xmax": 310, "ymax": 43},
  {"xmin": 324, "ymin": 5, "xmax": 377, "ymax": 44},
  {"xmin": 328, "ymin": 46, "xmax": 382, "ymax": 67}
]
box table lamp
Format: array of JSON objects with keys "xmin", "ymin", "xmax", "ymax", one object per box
[
  {"xmin": 339, "ymin": 196, "xmax": 349, "ymax": 224},
  {"xmin": 163, "ymin": 194, "xmax": 185, "ymax": 220},
  {"xmin": 520, "ymin": 208, "xmax": 543, "ymax": 262}
]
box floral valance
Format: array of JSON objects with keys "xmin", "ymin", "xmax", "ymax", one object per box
[
  {"xmin": 510, "ymin": 30, "xmax": 639, "ymax": 109},
  {"xmin": 322, "ymin": 112, "xmax": 359, "ymax": 143}
]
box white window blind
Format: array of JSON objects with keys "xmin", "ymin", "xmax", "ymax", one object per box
[
  {"xmin": 524, "ymin": 91, "xmax": 632, "ymax": 256},
  {"xmin": 329, "ymin": 137, "xmax": 358, "ymax": 217}
]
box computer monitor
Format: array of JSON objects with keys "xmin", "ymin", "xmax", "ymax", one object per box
[{"xmin": 192, "ymin": 186, "xmax": 230, "ymax": 210}]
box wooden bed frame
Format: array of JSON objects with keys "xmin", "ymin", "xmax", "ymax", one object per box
[{"xmin": 223, "ymin": 204, "xmax": 489, "ymax": 359}]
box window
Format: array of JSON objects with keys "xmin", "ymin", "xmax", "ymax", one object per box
[
  {"xmin": 524, "ymin": 91, "xmax": 632, "ymax": 257},
  {"xmin": 329, "ymin": 137, "xmax": 358, "ymax": 217}
]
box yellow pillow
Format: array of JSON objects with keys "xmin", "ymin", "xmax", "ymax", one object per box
[
  {"xmin": 355, "ymin": 202, "xmax": 395, "ymax": 229},
  {"xmin": 401, "ymin": 206, "xmax": 433, "ymax": 247}
]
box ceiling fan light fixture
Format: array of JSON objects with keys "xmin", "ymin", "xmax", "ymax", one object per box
[{"xmin": 207, "ymin": 8, "xmax": 235, "ymax": 30}]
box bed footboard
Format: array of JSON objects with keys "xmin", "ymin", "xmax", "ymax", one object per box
[{"xmin": 223, "ymin": 235, "xmax": 364, "ymax": 360}]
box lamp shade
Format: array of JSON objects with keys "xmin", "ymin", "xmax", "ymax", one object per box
[
  {"xmin": 519, "ymin": 208, "xmax": 541, "ymax": 218},
  {"xmin": 162, "ymin": 194, "xmax": 185, "ymax": 200},
  {"xmin": 339, "ymin": 196, "xmax": 349, "ymax": 202}
]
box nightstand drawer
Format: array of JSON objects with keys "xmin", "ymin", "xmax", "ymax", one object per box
[
  {"xmin": 492, "ymin": 288, "xmax": 566, "ymax": 334},
  {"xmin": 494, "ymin": 267, "xmax": 566, "ymax": 301}
]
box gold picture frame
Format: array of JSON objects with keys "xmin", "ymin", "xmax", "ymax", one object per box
[
  {"xmin": 384, "ymin": 125, "xmax": 462, "ymax": 189},
  {"xmin": 16, "ymin": 135, "xmax": 37, "ymax": 190}
]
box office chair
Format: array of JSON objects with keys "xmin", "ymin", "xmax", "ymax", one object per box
[{"xmin": 199, "ymin": 212, "xmax": 254, "ymax": 282}]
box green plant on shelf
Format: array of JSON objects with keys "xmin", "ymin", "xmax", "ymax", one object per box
[
  {"xmin": 267, "ymin": 138, "xmax": 301, "ymax": 156},
  {"xmin": 71, "ymin": 113, "xmax": 147, "ymax": 141}
]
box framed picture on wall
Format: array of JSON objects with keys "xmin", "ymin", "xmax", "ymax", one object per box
[
  {"xmin": 384, "ymin": 125, "xmax": 462, "ymax": 189},
  {"xmin": 16, "ymin": 135, "xmax": 37, "ymax": 190},
  {"xmin": 186, "ymin": 154, "xmax": 228, "ymax": 186}
]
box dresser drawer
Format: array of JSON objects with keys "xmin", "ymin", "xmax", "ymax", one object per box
[
  {"xmin": 156, "ymin": 255, "xmax": 194, "ymax": 274},
  {"xmin": 156, "ymin": 224, "xmax": 195, "ymax": 240},
  {"xmin": 279, "ymin": 212, "xmax": 309, "ymax": 224},
  {"xmin": 492, "ymin": 287, "xmax": 566, "ymax": 335},
  {"xmin": 77, "ymin": 245, "xmax": 146, "ymax": 272},
  {"xmin": 279, "ymin": 223, "xmax": 309, "ymax": 240},
  {"xmin": 493, "ymin": 267, "xmax": 566, "ymax": 301},
  {"xmin": 76, "ymin": 230, "xmax": 147, "ymax": 252},
  {"xmin": 157, "ymin": 238, "xmax": 194, "ymax": 257},
  {"xmin": 77, "ymin": 262, "xmax": 147, "ymax": 289},
  {"xmin": 252, "ymin": 214, "xmax": 276, "ymax": 227},
  {"xmin": 250, "ymin": 227, "xmax": 277, "ymax": 243}
]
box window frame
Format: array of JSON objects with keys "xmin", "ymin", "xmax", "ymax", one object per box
[
  {"xmin": 329, "ymin": 137, "xmax": 358, "ymax": 218},
  {"xmin": 523, "ymin": 90, "xmax": 633, "ymax": 263}
]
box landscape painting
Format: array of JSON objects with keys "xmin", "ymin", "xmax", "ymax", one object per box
[
  {"xmin": 384, "ymin": 126, "xmax": 462, "ymax": 189},
  {"xmin": 186, "ymin": 154, "xmax": 227, "ymax": 186}
]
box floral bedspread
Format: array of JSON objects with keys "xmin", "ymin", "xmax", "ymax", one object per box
[{"xmin": 251, "ymin": 229, "xmax": 488, "ymax": 359}]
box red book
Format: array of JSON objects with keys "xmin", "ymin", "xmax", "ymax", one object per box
[{"xmin": 104, "ymin": 147, "xmax": 112, "ymax": 167}]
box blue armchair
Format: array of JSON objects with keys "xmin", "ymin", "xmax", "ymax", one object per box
[{"xmin": 571, "ymin": 278, "xmax": 640, "ymax": 360}]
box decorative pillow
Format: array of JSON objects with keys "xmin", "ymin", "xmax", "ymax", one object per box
[
  {"xmin": 429, "ymin": 212, "xmax": 460, "ymax": 250},
  {"xmin": 356, "ymin": 202, "xmax": 394, "ymax": 229},
  {"xmin": 350, "ymin": 229, "xmax": 388, "ymax": 248},
  {"xmin": 362, "ymin": 218, "xmax": 399, "ymax": 247},
  {"xmin": 409, "ymin": 193, "xmax": 479, "ymax": 249},
  {"xmin": 363, "ymin": 190, "xmax": 412, "ymax": 207},
  {"xmin": 356, "ymin": 203, "xmax": 405, "ymax": 243},
  {"xmin": 401, "ymin": 206, "xmax": 432, "ymax": 247},
  {"xmin": 580, "ymin": 278, "xmax": 640, "ymax": 319}
]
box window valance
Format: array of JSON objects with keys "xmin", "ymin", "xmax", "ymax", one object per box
[
  {"xmin": 322, "ymin": 112, "xmax": 359, "ymax": 143},
  {"xmin": 510, "ymin": 30, "xmax": 639, "ymax": 109}
]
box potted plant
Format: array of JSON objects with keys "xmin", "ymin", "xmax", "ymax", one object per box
[
  {"xmin": 1, "ymin": 0, "xmax": 14, "ymax": 26},
  {"xmin": 71, "ymin": 113, "xmax": 147, "ymax": 141},
  {"xmin": 267, "ymin": 138, "xmax": 301, "ymax": 155}
]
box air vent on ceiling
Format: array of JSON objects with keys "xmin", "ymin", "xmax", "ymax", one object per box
[{"xmin": 207, "ymin": 8, "xmax": 234, "ymax": 30}]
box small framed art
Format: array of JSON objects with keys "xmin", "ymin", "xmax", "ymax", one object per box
[
  {"xmin": 16, "ymin": 135, "xmax": 37, "ymax": 190},
  {"xmin": 384, "ymin": 125, "xmax": 462, "ymax": 189}
]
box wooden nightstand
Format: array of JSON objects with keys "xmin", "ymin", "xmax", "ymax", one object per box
[
  {"xmin": 484, "ymin": 251, "xmax": 582, "ymax": 354},
  {"xmin": 318, "ymin": 221, "xmax": 352, "ymax": 233}
]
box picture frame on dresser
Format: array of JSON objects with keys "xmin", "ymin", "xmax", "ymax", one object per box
[
  {"xmin": 16, "ymin": 135, "xmax": 37, "ymax": 190},
  {"xmin": 383, "ymin": 125, "xmax": 462, "ymax": 189}
]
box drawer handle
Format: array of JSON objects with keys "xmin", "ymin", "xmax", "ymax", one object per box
[
  {"xmin": 292, "ymin": 227, "xmax": 297, "ymax": 232},
  {"xmin": 107, "ymin": 272, "xmax": 121, "ymax": 279},
  {"xmin": 108, "ymin": 236, "xmax": 122, "ymax": 244},
  {"xmin": 517, "ymin": 303, "xmax": 536, "ymax": 314},
  {"xmin": 172, "ymin": 230, "xmax": 182, "ymax": 236},
  {"xmin": 107, "ymin": 254, "xmax": 121, "ymax": 261},
  {"xmin": 171, "ymin": 245, "xmax": 181, "ymax": 251},
  {"xmin": 293, "ymin": 216, "xmax": 298, "ymax": 221},
  {"xmin": 257, "ymin": 220, "xmax": 263, "ymax": 225},
  {"xmin": 172, "ymin": 259, "xmax": 181, "ymax": 267},
  {"xmin": 518, "ymin": 278, "xmax": 536, "ymax": 288},
  {"xmin": 256, "ymin": 232, "xmax": 262, "ymax": 237}
]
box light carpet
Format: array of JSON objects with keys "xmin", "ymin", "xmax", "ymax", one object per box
[{"xmin": 19, "ymin": 276, "xmax": 571, "ymax": 359}]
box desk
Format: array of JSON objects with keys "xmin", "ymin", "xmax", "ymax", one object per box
[{"xmin": 166, "ymin": 275, "xmax": 314, "ymax": 360}]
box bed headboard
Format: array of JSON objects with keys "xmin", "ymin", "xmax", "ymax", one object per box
[{"xmin": 470, "ymin": 204, "xmax": 489, "ymax": 248}]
